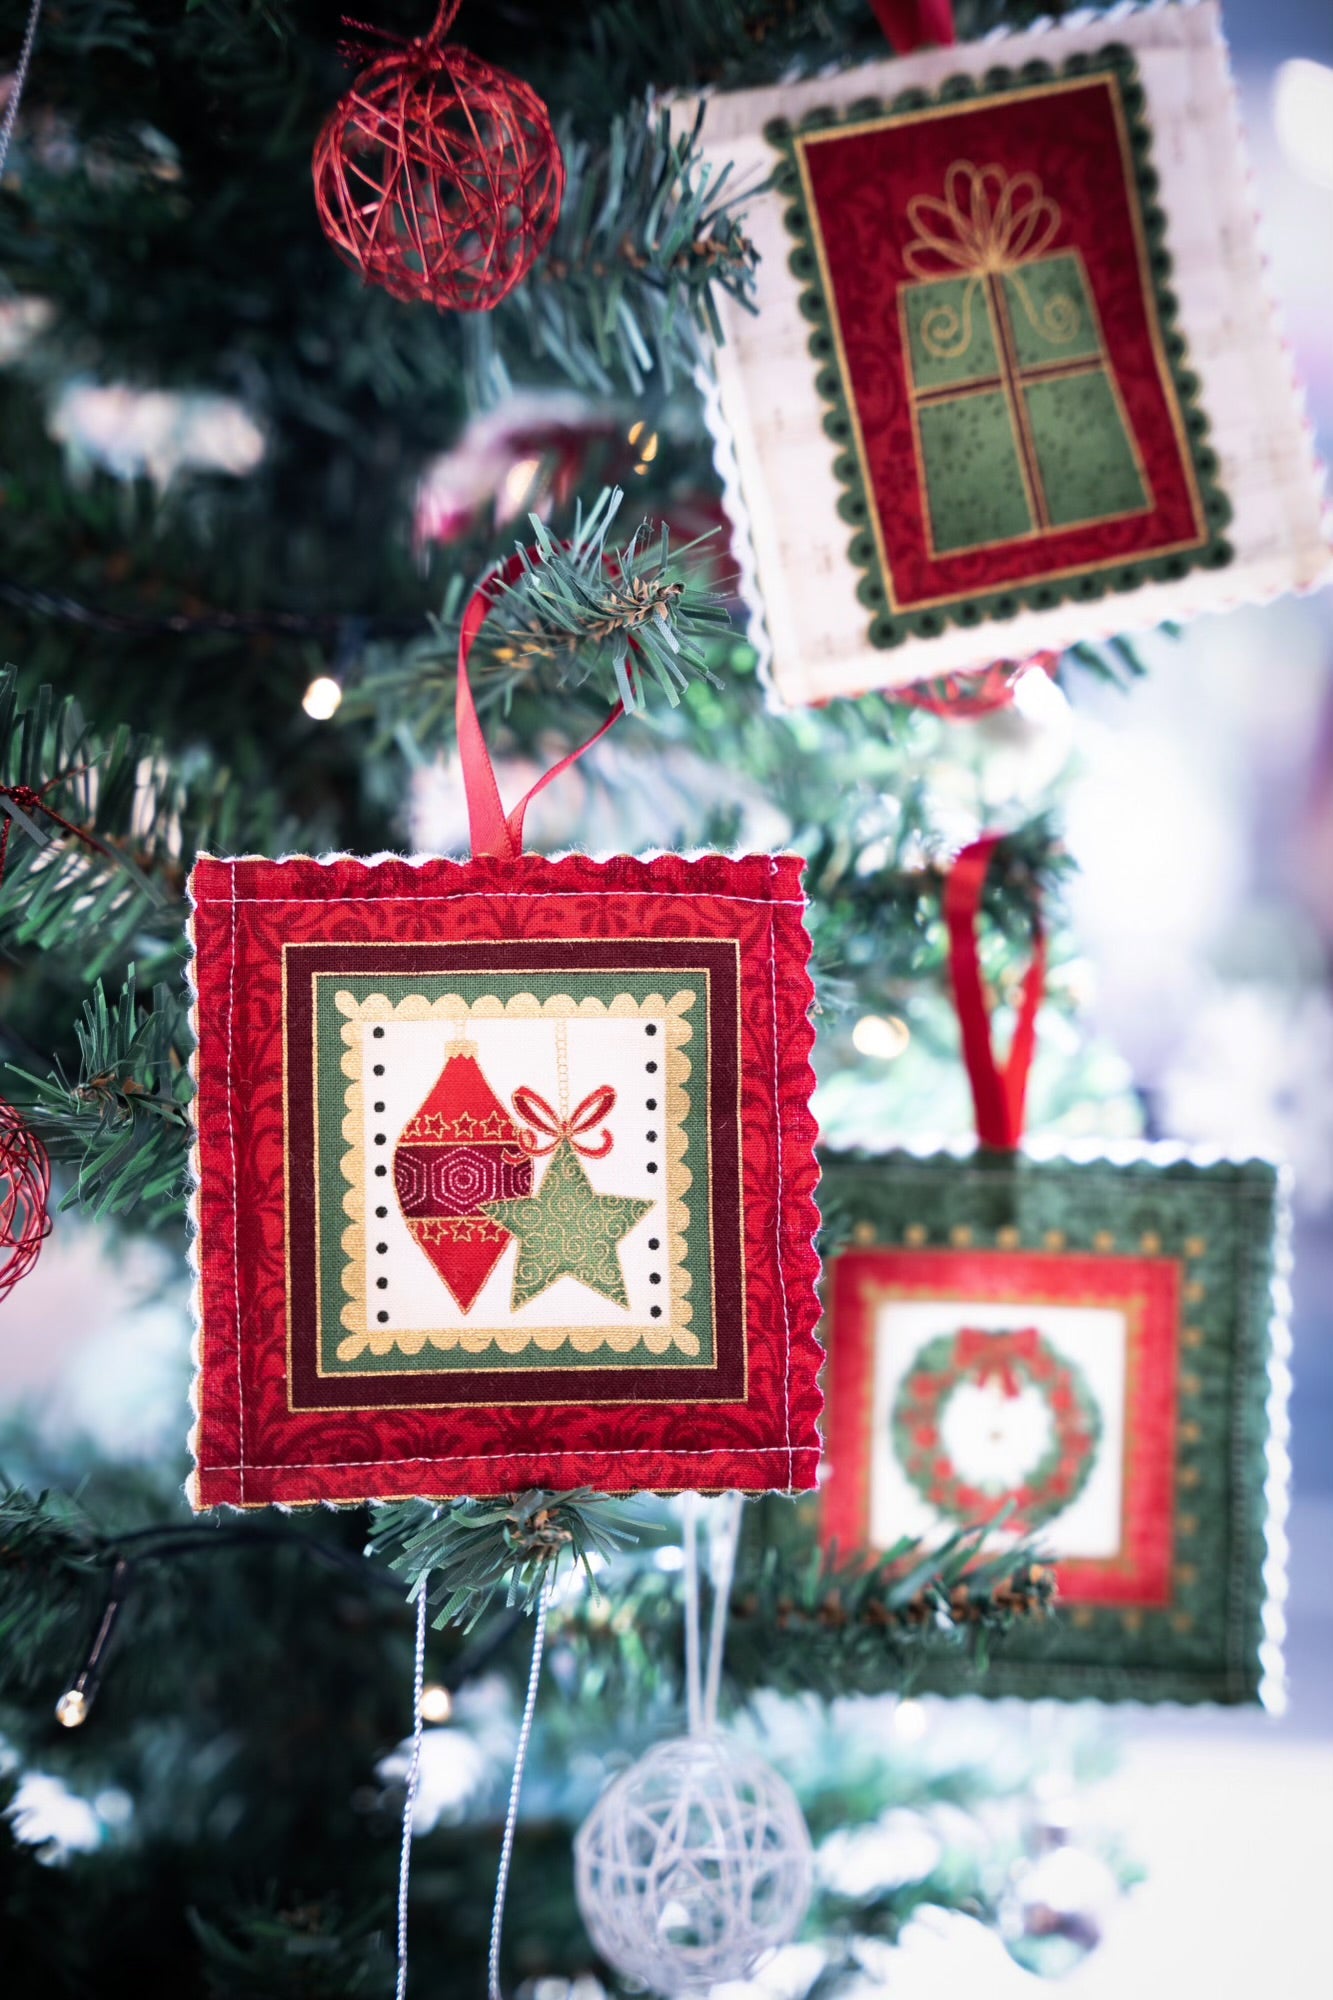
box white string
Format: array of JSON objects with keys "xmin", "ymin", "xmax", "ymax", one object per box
[
  {"xmin": 681, "ymin": 1491, "xmax": 744, "ymax": 1737},
  {"xmin": 0, "ymin": 0, "xmax": 42, "ymax": 181},
  {"xmin": 488, "ymin": 1571, "xmax": 553, "ymax": 2000},
  {"xmin": 702, "ymin": 1492, "xmax": 744, "ymax": 1734},
  {"xmin": 396, "ymin": 1584, "xmax": 430, "ymax": 2000},
  {"xmin": 681, "ymin": 1489, "xmax": 703, "ymax": 1736}
]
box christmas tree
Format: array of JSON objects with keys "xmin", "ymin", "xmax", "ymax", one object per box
[{"xmin": 0, "ymin": 0, "xmax": 1307, "ymax": 1993}]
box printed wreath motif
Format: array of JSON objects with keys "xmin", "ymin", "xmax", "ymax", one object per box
[{"xmin": 891, "ymin": 1326, "xmax": 1102, "ymax": 1530}]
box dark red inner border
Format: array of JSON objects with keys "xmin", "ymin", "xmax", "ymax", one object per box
[
  {"xmin": 822, "ymin": 1246, "xmax": 1180, "ymax": 1607},
  {"xmin": 800, "ymin": 73, "xmax": 1204, "ymax": 609},
  {"xmin": 284, "ymin": 938, "xmax": 745, "ymax": 1411}
]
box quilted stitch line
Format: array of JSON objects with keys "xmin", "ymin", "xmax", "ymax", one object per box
[{"xmin": 229, "ymin": 860, "xmax": 245, "ymax": 1500}]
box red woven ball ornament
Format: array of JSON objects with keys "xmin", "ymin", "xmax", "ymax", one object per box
[
  {"xmin": 311, "ymin": 1, "xmax": 564, "ymax": 312},
  {"xmin": 892, "ymin": 651, "xmax": 1060, "ymax": 720},
  {"xmin": 0, "ymin": 1098, "xmax": 51, "ymax": 1302}
]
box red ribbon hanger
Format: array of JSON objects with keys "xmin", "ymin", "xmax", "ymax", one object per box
[
  {"xmin": 455, "ymin": 550, "xmax": 626, "ymax": 862},
  {"xmin": 511, "ymin": 1083, "xmax": 618, "ymax": 1159},
  {"xmin": 868, "ymin": 0, "xmax": 955, "ymax": 56},
  {"xmin": 943, "ymin": 833, "xmax": 1046, "ymax": 1152}
]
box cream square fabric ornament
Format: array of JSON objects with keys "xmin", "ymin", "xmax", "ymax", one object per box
[{"xmin": 681, "ymin": 1, "xmax": 1330, "ymax": 707}]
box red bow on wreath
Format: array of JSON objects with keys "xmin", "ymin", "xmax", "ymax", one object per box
[
  {"xmin": 511, "ymin": 1084, "xmax": 617, "ymax": 1159},
  {"xmin": 954, "ymin": 1326, "xmax": 1041, "ymax": 1399}
]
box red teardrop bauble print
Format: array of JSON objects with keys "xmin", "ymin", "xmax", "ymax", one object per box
[{"xmin": 393, "ymin": 1044, "xmax": 533, "ymax": 1312}]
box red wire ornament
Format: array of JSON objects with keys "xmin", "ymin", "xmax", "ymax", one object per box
[
  {"xmin": 311, "ymin": 0, "xmax": 564, "ymax": 312},
  {"xmin": 0, "ymin": 1098, "xmax": 51, "ymax": 1302},
  {"xmin": 892, "ymin": 651, "xmax": 1060, "ymax": 720}
]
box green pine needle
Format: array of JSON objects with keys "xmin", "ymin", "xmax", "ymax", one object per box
[
  {"xmin": 368, "ymin": 1490, "xmax": 639, "ymax": 1633},
  {"xmin": 9, "ymin": 971, "xmax": 193, "ymax": 1222}
]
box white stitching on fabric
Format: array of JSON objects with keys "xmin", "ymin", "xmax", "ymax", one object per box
[
  {"xmin": 202, "ymin": 1447, "xmax": 820, "ymax": 1472},
  {"xmin": 229, "ymin": 860, "xmax": 245, "ymax": 1500},
  {"xmin": 212, "ymin": 893, "xmax": 807, "ymax": 907},
  {"xmin": 767, "ymin": 905, "xmax": 794, "ymax": 1490}
]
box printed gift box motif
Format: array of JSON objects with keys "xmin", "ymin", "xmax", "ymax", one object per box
[
  {"xmin": 768, "ymin": 47, "xmax": 1233, "ymax": 640},
  {"xmin": 901, "ymin": 163, "xmax": 1148, "ymax": 556},
  {"xmin": 679, "ymin": 2, "xmax": 1331, "ymax": 704},
  {"xmin": 818, "ymin": 1150, "xmax": 1287, "ymax": 1704},
  {"xmin": 187, "ymin": 851, "xmax": 823, "ymax": 1506}
]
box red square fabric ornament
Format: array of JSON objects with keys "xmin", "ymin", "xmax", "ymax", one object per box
[
  {"xmin": 682, "ymin": 1, "xmax": 1329, "ymax": 706},
  {"xmin": 187, "ymin": 570, "xmax": 822, "ymax": 1509}
]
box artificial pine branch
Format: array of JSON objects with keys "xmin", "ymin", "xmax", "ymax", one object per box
[
  {"xmin": 489, "ymin": 487, "xmax": 730, "ymax": 707},
  {"xmin": 8, "ymin": 973, "xmax": 192, "ymax": 1221},
  {"xmin": 483, "ymin": 106, "xmax": 762, "ymax": 397},
  {"xmin": 0, "ymin": 668, "xmax": 167, "ymax": 976},
  {"xmin": 350, "ymin": 485, "xmax": 730, "ymax": 736},
  {"xmin": 187, "ymin": 1901, "xmax": 395, "ymax": 1999},
  {"xmin": 369, "ymin": 1489, "xmax": 638, "ymax": 1632},
  {"xmin": 0, "ymin": 1483, "xmax": 107, "ymax": 1698},
  {"xmin": 807, "ymin": 809, "xmax": 1071, "ymax": 962},
  {"xmin": 0, "ymin": 667, "xmax": 309, "ymax": 983},
  {"xmin": 550, "ymin": 1521, "xmax": 1056, "ymax": 1707}
]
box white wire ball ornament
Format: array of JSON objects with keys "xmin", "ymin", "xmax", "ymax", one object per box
[{"xmin": 574, "ymin": 1733, "xmax": 814, "ymax": 1994}]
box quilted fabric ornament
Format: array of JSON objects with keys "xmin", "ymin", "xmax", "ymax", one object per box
[
  {"xmin": 682, "ymin": 1, "xmax": 1329, "ymax": 707},
  {"xmin": 187, "ymin": 563, "xmax": 822, "ymax": 1508},
  {"xmin": 818, "ymin": 837, "xmax": 1290, "ymax": 1704}
]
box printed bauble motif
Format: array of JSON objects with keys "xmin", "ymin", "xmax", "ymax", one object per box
[{"xmin": 393, "ymin": 1042, "xmax": 532, "ymax": 1311}]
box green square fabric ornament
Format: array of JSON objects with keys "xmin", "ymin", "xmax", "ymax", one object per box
[
  {"xmin": 819, "ymin": 1145, "xmax": 1289, "ymax": 1704},
  {"xmin": 817, "ymin": 835, "xmax": 1290, "ymax": 1703}
]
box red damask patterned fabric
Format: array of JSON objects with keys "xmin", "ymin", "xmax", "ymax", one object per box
[{"xmin": 188, "ymin": 851, "xmax": 823, "ymax": 1507}]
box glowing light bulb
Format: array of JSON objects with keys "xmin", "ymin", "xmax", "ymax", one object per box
[
  {"xmin": 421, "ymin": 1684, "xmax": 453, "ymax": 1725},
  {"xmin": 1274, "ymin": 59, "xmax": 1333, "ymax": 191},
  {"xmin": 1011, "ymin": 663, "xmax": 1069, "ymax": 726},
  {"xmin": 892, "ymin": 1697, "xmax": 928, "ymax": 1743},
  {"xmin": 498, "ymin": 454, "xmax": 543, "ymax": 519},
  {"xmin": 302, "ymin": 675, "xmax": 343, "ymax": 721},
  {"xmin": 627, "ymin": 419, "xmax": 659, "ymax": 475},
  {"xmin": 55, "ymin": 1688, "xmax": 89, "ymax": 1728},
  {"xmin": 852, "ymin": 1013, "xmax": 911, "ymax": 1061}
]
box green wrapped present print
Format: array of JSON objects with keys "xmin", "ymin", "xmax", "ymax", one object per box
[{"xmin": 900, "ymin": 164, "xmax": 1149, "ymax": 555}]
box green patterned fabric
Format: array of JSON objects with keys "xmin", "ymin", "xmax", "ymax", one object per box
[
  {"xmin": 484, "ymin": 1142, "xmax": 653, "ymax": 1310},
  {"xmin": 904, "ymin": 258, "xmax": 1147, "ymax": 553}
]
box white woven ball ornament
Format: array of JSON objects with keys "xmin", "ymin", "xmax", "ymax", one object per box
[{"xmin": 574, "ymin": 1733, "xmax": 813, "ymax": 1993}]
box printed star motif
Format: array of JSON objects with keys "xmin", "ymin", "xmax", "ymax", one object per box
[{"xmin": 482, "ymin": 1144, "xmax": 653, "ymax": 1311}]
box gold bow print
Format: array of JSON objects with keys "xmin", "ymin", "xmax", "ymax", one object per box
[{"xmin": 903, "ymin": 162, "xmax": 1080, "ymax": 362}]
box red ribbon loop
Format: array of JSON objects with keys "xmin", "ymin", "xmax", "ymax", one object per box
[
  {"xmin": 512, "ymin": 1083, "xmax": 618, "ymax": 1159},
  {"xmin": 943, "ymin": 833, "xmax": 1046, "ymax": 1152},
  {"xmin": 456, "ymin": 551, "xmax": 625, "ymax": 862},
  {"xmin": 955, "ymin": 1326, "xmax": 1041, "ymax": 1399},
  {"xmin": 868, "ymin": 0, "xmax": 956, "ymax": 55}
]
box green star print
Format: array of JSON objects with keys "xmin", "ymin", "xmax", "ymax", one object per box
[{"xmin": 482, "ymin": 1143, "xmax": 653, "ymax": 1311}]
